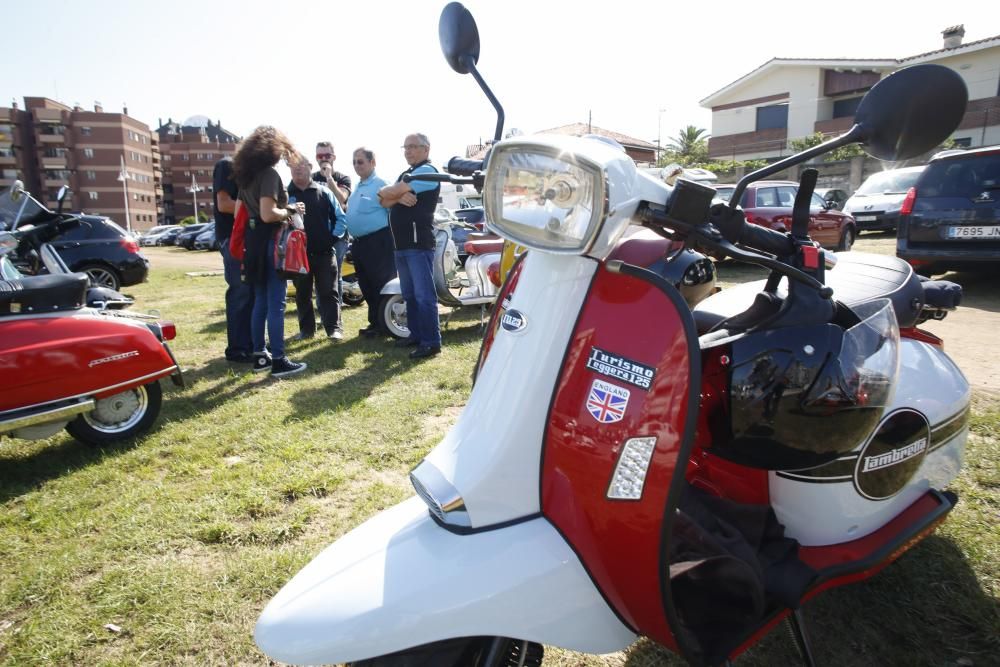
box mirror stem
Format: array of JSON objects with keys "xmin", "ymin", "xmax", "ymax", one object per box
[
  {"xmin": 462, "ymin": 55, "xmax": 505, "ymax": 143},
  {"xmin": 728, "ymin": 124, "xmax": 863, "ymax": 209}
]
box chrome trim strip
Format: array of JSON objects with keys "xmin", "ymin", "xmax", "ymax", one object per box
[
  {"xmin": 0, "ymin": 398, "xmax": 95, "ymax": 434},
  {"xmin": 0, "ymin": 367, "xmax": 177, "ymax": 419}
]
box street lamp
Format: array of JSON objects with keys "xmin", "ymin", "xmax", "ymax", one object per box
[
  {"xmin": 656, "ymin": 108, "xmax": 667, "ymax": 166},
  {"xmin": 116, "ymin": 154, "xmax": 131, "ymax": 234},
  {"xmin": 188, "ymin": 173, "xmax": 203, "ymax": 223}
]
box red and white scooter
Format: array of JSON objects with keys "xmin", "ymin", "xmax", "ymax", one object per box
[
  {"xmin": 0, "ymin": 184, "xmax": 182, "ymax": 447},
  {"xmin": 255, "ymin": 5, "xmax": 970, "ymax": 665}
]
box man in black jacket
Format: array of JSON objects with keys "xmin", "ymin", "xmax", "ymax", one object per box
[
  {"xmin": 378, "ymin": 133, "xmax": 442, "ymax": 359},
  {"xmin": 289, "ymin": 156, "xmax": 347, "ymax": 341}
]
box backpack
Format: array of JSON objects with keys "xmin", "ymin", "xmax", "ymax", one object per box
[
  {"xmin": 273, "ymin": 223, "xmax": 310, "ymax": 278},
  {"xmin": 229, "ymin": 199, "xmax": 249, "ymax": 261}
]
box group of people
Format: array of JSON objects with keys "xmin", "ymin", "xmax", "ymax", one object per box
[{"xmin": 213, "ymin": 127, "xmax": 445, "ymax": 378}]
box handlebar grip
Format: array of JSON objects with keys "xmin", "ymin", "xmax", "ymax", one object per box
[
  {"xmin": 738, "ymin": 221, "xmax": 795, "ymax": 257},
  {"xmin": 447, "ymin": 157, "xmax": 484, "ymax": 176},
  {"xmin": 401, "ymin": 173, "xmax": 454, "ymax": 183}
]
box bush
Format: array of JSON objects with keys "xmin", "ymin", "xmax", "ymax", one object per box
[{"xmin": 179, "ymin": 211, "xmax": 209, "ymax": 225}]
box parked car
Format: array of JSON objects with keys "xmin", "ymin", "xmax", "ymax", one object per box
[
  {"xmin": 47, "ymin": 215, "xmax": 148, "ymax": 290},
  {"xmin": 176, "ymin": 223, "xmax": 211, "ymax": 250},
  {"xmin": 139, "ymin": 224, "xmax": 180, "ymax": 246},
  {"xmin": 714, "ymin": 180, "xmax": 857, "ymax": 251},
  {"xmin": 157, "ymin": 226, "xmax": 184, "ymax": 246},
  {"xmin": 453, "ymin": 206, "xmax": 485, "ymax": 228},
  {"xmin": 815, "ymin": 187, "xmax": 849, "ymax": 211},
  {"xmin": 843, "ymin": 166, "xmax": 925, "ymax": 232},
  {"xmin": 897, "ymin": 145, "xmax": 1000, "ymax": 274},
  {"xmin": 194, "ymin": 223, "xmax": 219, "ymax": 251}
]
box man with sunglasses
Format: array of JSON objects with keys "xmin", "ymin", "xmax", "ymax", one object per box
[{"xmin": 312, "ymin": 141, "xmax": 352, "ymax": 307}]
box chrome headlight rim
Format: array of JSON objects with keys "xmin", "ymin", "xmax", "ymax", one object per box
[{"xmin": 483, "ymin": 140, "xmax": 609, "ymax": 256}]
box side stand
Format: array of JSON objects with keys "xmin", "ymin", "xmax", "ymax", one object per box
[{"xmin": 785, "ymin": 608, "xmax": 817, "ymax": 667}]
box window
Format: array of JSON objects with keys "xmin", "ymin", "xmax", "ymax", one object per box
[
  {"xmin": 832, "ymin": 96, "xmax": 863, "ymax": 119},
  {"xmin": 81, "ymin": 126, "xmax": 92, "ymax": 136},
  {"xmin": 952, "ymin": 137, "xmax": 972, "ymax": 148},
  {"xmin": 83, "ymin": 148, "xmax": 94, "ymax": 158},
  {"xmin": 756, "ymin": 103, "xmax": 789, "ymax": 131},
  {"xmin": 86, "ymin": 170, "xmax": 96, "ymax": 180},
  {"xmin": 89, "ymin": 191, "xmax": 99, "ymax": 200},
  {"xmin": 45, "ymin": 147, "xmax": 68, "ymax": 158},
  {"xmin": 755, "ymin": 187, "xmax": 779, "ymax": 207}
]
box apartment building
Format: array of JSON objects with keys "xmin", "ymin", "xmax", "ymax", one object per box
[
  {"xmin": 0, "ymin": 98, "xmax": 161, "ymax": 231},
  {"xmin": 701, "ymin": 26, "xmax": 1000, "ymax": 162},
  {"xmin": 156, "ymin": 117, "xmax": 240, "ymax": 225}
]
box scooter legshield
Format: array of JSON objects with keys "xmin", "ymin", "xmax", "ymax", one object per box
[{"xmin": 254, "ymin": 497, "xmax": 636, "ymax": 665}]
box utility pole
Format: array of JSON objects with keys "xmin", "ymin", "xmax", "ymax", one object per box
[
  {"xmin": 189, "ymin": 173, "xmax": 203, "ymax": 223},
  {"xmin": 117, "ymin": 154, "xmax": 131, "ymax": 233}
]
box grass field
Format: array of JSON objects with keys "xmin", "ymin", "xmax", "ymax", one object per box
[{"xmin": 0, "ymin": 242, "xmax": 996, "ymax": 666}]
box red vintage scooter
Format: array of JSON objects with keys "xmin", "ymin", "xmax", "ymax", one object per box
[
  {"xmin": 255, "ymin": 5, "xmax": 971, "ymax": 666},
  {"xmin": 0, "ymin": 183, "xmax": 182, "ymax": 446}
]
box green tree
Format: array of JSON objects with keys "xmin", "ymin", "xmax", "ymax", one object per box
[
  {"xmin": 788, "ymin": 132, "xmax": 864, "ymax": 162},
  {"xmin": 660, "ymin": 125, "xmax": 709, "ymax": 166}
]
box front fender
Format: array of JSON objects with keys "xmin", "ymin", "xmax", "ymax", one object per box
[
  {"xmin": 255, "ymin": 497, "xmax": 635, "ymax": 665},
  {"xmin": 380, "ymin": 277, "xmax": 401, "ymax": 295}
]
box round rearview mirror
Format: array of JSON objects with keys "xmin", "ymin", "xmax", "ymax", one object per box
[
  {"xmin": 854, "ymin": 64, "xmax": 967, "ymax": 161},
  {"xmin": 439, "ymin": 2, "xmax": 480, "ymax": 75},
  {"xmin": 9, "ymin": 180, "xmax": 24, "ymax": 202}
]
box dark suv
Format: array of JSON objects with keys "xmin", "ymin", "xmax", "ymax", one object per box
[
  {"xmin": 48, "ymin": 215, "xmax": 149, "ymax": 290},
  {"xmin": 897, "ymin": 145, "xmax": 1000, "ymax": 273}
]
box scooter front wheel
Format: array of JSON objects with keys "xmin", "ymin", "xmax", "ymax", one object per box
[
  {"xmin": 377, "ymin": 293, "xmax": 410, "ymax": 340},
  {"xmin": 349, "ymin": 637, "xmax": 543, "ymax": 667},
  {"xmin": 67, "ymin": 380, "xmax": 162, "ymax": 446}
]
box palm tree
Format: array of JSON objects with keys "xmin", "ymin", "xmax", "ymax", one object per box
[{"xmin": 664, "ymin": 125, "xmax": 710, "ymax": 165}]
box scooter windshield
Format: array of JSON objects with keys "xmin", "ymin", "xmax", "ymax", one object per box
[{"xmin": 0, "ymin": 188, "xmax": 48, "ymax": 231}]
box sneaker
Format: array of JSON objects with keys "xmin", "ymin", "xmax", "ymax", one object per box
[
  {"xmin": 271, "ymin": 356, "xmax": 307, "ymax": 378},
  {"xmin": 409, "ymin": 345, "xmax": 441, "ymax": 359},
  {"xmin": 290, "ymin": 332, "xmax": 314, "ymax": 342},
  {"xmin": 328, "ymin": 329, "xmax": 344, "ymax": 342},
  {"xmin": 252, "ymin": 351, "xmax": 272, "ymax": 373},
  {"xmin": 359, "ymin": 325, "xmax": 380, "ymax": 338},
  {"xmin": 394, "ymin": 337, "xmax": 419, "ymax": 348}
]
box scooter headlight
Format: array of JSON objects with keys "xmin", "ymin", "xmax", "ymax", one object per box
[{"xmin": 484, "ymin": 142, "xmax": 606, "ymax": 254}]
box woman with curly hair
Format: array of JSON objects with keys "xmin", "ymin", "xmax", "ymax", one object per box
[{"xmin": 232, "ymin": 125, "xmax": 307, "ymax": 378}]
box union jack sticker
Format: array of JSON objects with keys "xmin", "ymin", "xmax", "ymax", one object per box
[{"xmin": 586, "ymin": 379, "xmax": 630, "ymax": 424}]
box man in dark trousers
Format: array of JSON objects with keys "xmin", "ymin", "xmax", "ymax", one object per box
[
  {"xmin": 288, "ymin": 155, "xmax": 348, "ymax": 341},
  {"xmin": 346, "ymin": 147, "xmax": 396, "ymax": 336},
  {"xmin": 213, "ymin": 156, "xmax": 254, "ymax": 363},
  {"xmin": 312, "ymin": 140, "xmax": 352, "ymax": 308},
  {"xmin": 378, "ymin": 133, "xmax": 442, "ymax": 359}
]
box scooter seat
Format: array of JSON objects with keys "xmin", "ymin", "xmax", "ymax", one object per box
[
  {"xmin": 693, "ymin": 252, "xmax": 925, "ymax": 335},
  {"xmin": 0, "ymin": 272, "xmax": 88, "ymax": 315},
  {"xmin": 465, "ymin": 237, "xmax": 504, "ymax": 256}
]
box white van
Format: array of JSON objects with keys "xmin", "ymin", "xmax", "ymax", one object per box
[{"xmin": 439, "ymin": 182, "xmax": 479, "ymax": 211}]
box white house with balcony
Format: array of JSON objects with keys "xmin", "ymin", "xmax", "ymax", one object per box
[{"xmin": 700, "ymin": 26, "xmax": 1000, "ymax": 162}]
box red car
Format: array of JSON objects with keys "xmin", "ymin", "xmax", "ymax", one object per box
[{"xmin": 714, "ymin": 180, "xmax": 858, "ymax": 251}]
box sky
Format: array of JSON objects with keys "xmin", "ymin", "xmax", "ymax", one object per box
[{"xmin": 3, "ymin": 0, "xmax": 995, "ymax": 180}]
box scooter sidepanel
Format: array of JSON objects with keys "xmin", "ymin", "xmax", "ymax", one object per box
[
  {"xmin": 254, "ymin": 497, "xmax": 635, "ymax": 665},
  {"xmin": 770, "ymin": 338, "xmax": 970, "ymax": 545},
  {"xmin": 541, "ymin": 264, "xmax": 696, "ymax": 649},
  {"xmin": 0, "ymin": 312, "xmax": 176, "ymax": 413}
]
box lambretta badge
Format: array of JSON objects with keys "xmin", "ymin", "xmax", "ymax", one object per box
[
  {"xmin": 854, "ymin": 409, "xmax": 931, "ymax": 501},
  {"xmin": 585, "ymin": 346, "xmax": 656, "ymax": 390},
  {"xmin": 89, "ymin": 351, "xmax": 140, "ymax": 367},
  {"xmin": 861, "ymin": 438, "xmax": 927, "ymax": 473},
  {"xmin": 501, "ymin": 309, "xmax": 527, "ymax": 333}
]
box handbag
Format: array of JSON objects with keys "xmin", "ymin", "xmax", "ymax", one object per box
[
  {"xmin": 229, "ymin": 199, "xmax": 249, "ymax": 261},
  {"xmin": 273, "ymin": 220, "xmax": 310, "ymax": 278}
]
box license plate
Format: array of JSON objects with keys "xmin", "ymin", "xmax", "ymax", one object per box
[
  {"xmin": 855, "ymin": 215, "xmax": 877, "ymax": 222},
  {"xmin": 946, "ymin": 225, "xmax": 1000, "ymax": 239}
]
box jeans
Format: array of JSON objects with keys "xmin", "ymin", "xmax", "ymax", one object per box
[
  {"xmin": 395, "ymin": 248, "xmax": 440, "ymax": 348},
  {"xmin": 292, "ymin": 250, "xmax": 340, "ymax": 336},
  {"xmin": 251, "ymin": 238, "xmax": 288, "ymax": 359},
  {"xmin": 333, "ymin": 236, "xmax": 348, "ymax": 309},
  {"xmin": 220, "ymin": 240, "xmax": 254, "ymax": 358}
]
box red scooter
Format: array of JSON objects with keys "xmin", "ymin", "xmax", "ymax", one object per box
[
  {"xmin": 255, "ymin": 5, "xmax": 970, "ymax": 666},
  {"xmin": 0, "ymin": 184, "xmax": 182, "ymax": 446}
]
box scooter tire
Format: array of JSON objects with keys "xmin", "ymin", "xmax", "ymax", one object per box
[
  {"xmin": 342, "ymin": 275, "xmax": 366, "ymax": 307},
  {"xmin": 377, "ymin": 293, "xmax": 410, "ymax": 340},
  {"xmin": 66, "ymin": 380, "xmax": 162, "ymax": 446},
  {"xmin": 348, "ymin": 637, "xmax": 543, "ymax": 667}
]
